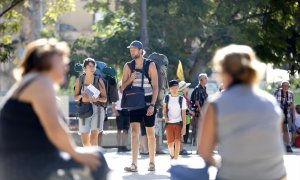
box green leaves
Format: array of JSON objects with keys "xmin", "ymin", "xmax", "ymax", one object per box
[{"xmin": 42, "ymin": 0, "xmax": 75, "ymax": 26}]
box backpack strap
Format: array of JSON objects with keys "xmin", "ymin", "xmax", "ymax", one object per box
[
  {"xmin": 144, "ymin": 59, "xmax": 152, "ymax": 83},
  {"xmin": 12, "ymin": 76, "xmax": 39, "ymax": 99},
  {"xmin": 127, "ymin": 60, "xmax": 135, "ymax": 73},
  {"xmin": 165, "ymin": 95, "xmax": 169, "ymax": 118},
  {"xmin": 78, "ymin": 74, "xmax": 85, "ymax": 95},
  {"xmin": 179, "ymin": 95, "xmax": 183, "ymax": 118},
  {"xmin": 179, "ymin": 95, "xmax": 183, "ymax": 110}
]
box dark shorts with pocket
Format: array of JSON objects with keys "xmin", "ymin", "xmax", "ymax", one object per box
[
  {"xmin": 116, "ymin": 109, "xmax": 130, "ymax": 131},
  {"xmin": 129, "ymin": 96, "xmax": 156, "ymax": 127}
]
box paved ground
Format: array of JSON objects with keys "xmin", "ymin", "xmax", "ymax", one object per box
[{"xmin": 103, "ymin": 144, "xmax": 300, "ymax": 180}]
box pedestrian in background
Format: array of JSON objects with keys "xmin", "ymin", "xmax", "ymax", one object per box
[
  {"xmin": 190, "ymin": 73, "xmax": 208, "ymax": 145},
  {"xmin": 0, "ymin": 38, "xmax": 109, "ymax": 180},
  {"xmin": 112, "ymin": 82, "xmax": 130, "ymax": 152},
  {"xmin": 198, "ymin": 44, "xmax": 286, "ymax": 179},
  {"xmin": 274, "ymin": 80, "xmax": 296, "ymax": 152},
  {"xmin": 178, "ymin": 80, "xmax": 194, "ymax": 155}
]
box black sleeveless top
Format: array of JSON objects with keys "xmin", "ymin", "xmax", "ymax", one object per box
[
  {"xmin": 0, "ymin": 99, "xmax": 57, "ymax": 153},
  {"xmin": 0, "ymin": 78, "xmax": 78, "ymax": 180}
]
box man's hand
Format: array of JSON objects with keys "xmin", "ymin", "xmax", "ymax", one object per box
[
  {"xmin": 129, "ymin": 72, "xmax": 137, "ymax": 82},
  {"xmin": 189, "ymin": 110, "xmax": 195, "ymax": 116},
  {"xmin": 146, "ymin": 106, "xmax": 155, "ymax": 116}
]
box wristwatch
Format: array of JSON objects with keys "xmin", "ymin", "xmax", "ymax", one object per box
[{"xmin": 149, "ymin": 103, "xmax": 155, "ymax": 107}]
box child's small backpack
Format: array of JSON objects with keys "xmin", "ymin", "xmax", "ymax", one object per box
[{"xmin": 164, "ymin": 95, "xmax": 183, "ymax": 118}]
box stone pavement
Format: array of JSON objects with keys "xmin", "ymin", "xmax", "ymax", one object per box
[{"xmin": 103, "ymin": 144, "xmax": 300, "ymax": 180}]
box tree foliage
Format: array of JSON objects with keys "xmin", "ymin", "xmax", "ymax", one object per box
[
  {"xmin": 78, "ymin": 0, "xmax": 299, "ymax": 84},
  {"xmin": 0, "ymin": 0, "xmax": 75, "ymax": 62}
]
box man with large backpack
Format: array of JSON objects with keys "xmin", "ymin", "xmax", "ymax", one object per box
[
  {"xmin": 121, "ymin": 40, "xmax": 158, "ymax": 172},
  {"xmin": 190, "ymin": 73, "xmax": 208, "ymax": 145}
]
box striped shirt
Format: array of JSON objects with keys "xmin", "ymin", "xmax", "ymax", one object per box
[{"xmin": 132, "ymin": 71, "xmax": 153, "ymax": 96}]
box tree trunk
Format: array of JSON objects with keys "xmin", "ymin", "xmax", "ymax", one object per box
[
  {"xmin": 20, "ymin": 0, "xmax": 42, "ymax": 43},
  {"xmin": 140, "ymin": 0, "xmax": 149, "ymax": 51},
  {"xmin": 188, "ymin": 36, "xmax": 215, "ymax": 84},
  {"xmin": 115, "ymin": 0, "xmax": 120, "ymax": 11}
]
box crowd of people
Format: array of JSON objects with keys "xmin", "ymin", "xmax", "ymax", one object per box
[{"xmin": 0, "ymin": 38, "xmax": 299, "ymax": 179}]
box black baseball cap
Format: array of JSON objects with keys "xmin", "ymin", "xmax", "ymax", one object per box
[
  {"xmin": 127, "ymin": 40, "xmax": 143, "ymax": 49},
  {"xmin": 169, "ymin": 80, "xmax": 179, "ymax": 87}
]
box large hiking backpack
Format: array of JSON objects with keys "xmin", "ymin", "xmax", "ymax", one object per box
[
  {"xmin": 74, "ymin": 61, "xmax": 119, "ymax": 104},
  {"xmin": 148, "ymin": 52, "xmax": 169, "ymax": 108}
]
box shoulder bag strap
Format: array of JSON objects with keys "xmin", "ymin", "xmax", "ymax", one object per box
[
  {"xmin": 12, "ymin": 76, "xmax": 39, "ymax": 99},
  {"xmin": 141, "ymin": 59, "xmax": 146, "ymax": 89}
]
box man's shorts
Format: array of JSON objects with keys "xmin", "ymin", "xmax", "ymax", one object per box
[
  {"xmin": 166, "ymin": 123, "xmax": 181, "ymax": 144},
  {"xmin": 116, "ymin": 109, "xmax": 130, "ymax": 131},
  {"xmin": 140, "ymin": 121, "xmax": 147, "ymax": 136},
  {"xmin": 79, "ymin": 105, "xmax": 105, "ymax": 133},
  {"xmin": 129, "ymin": 96, "xmax": 156, "ymax": 127}
]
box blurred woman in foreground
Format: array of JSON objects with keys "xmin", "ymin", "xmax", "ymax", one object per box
[
  {"xmin": 0, "ymin": 38, "xmax": 109, "ymax": 180},
  {"xmin": 198, "ymin": 44, "xmax": 286, "ymax": 180}
]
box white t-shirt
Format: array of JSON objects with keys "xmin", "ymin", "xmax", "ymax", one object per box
[
  {"xmin": 115, "ymin": 91, "xmax": 122, "ymax": 110},
  {"xmin": 164, "ymin": 95, "xmax": 187, "ymax": 123},
  {"xmin": 295, "ymin": 113, "xmax": 300, "ymax": 128}
]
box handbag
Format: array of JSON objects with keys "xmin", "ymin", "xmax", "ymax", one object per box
[
  {"xmin": 76, "ymin": 100, "xmax": 93, "ymax": 119},
  {"xmin": 75, "ymin": 74, "xmax": 94, "ymax": 119},
  {"xmin": 121, "ymin": 60, "xmax": 146, "ymax": 111}
]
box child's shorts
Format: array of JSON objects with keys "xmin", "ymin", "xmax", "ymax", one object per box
[{"xmin": 166, "ymin": 122, "xmax": 181, "ymax": 144}]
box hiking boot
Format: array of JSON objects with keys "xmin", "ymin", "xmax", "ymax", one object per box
[
  {"xmin": 286, "ymin": 145, "xmax": 293, "ymax": 153},
  {"xmin": 148, "ymin": 162, "xmax": 155, "ymax": 171},
  {"xmin": 124, "ymin": 163, "xmax": 138, "ymax": 172}
]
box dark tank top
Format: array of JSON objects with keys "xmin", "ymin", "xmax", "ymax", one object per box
[{"xmin": 0, "ymin": 78, "xmax": 57, "ymax": 154}]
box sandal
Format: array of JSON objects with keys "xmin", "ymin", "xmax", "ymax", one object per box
[
  {"xmin": 124, "ymin": 163, "xmax": 138, "ymax": 172},
  {"xmin": 148, "ymin": 162, "xmax": 155, "ymax": 171}
]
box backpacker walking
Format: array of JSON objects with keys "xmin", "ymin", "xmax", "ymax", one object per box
[
  {"xmin": 163, "ymin": 80, "xmax": 187, "ymax": 160},
  {"xmin": 121, "ymin": 40, "xmax": 158, "ymax": 172},
  {"xmin": 74, "ymin": 58, "xmax": 107, "ymax": 146}
]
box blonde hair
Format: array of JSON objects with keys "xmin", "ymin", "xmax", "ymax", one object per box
[
  {"xmin": 213, "ymin": 44, "xmax": 264, "ymax": 85},
  {"xmin": 17, "ymin": 38, "xmax": 69, "ymax": 78}
]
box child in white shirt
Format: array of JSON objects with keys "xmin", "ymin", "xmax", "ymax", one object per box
[{"xmin": 163, "ymin": 80, "xmax": 187, "ymax": 160}]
